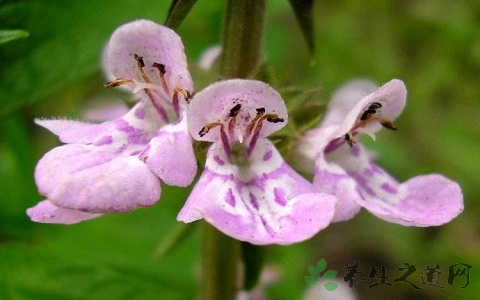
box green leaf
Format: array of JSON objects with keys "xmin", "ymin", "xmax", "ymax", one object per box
[
  {"xmin": 323, "ymin": 281, "xmax": 339, "ymax": 291},
  {"xmin": 164, "ymin": 0, "xmax": 199, "ymax": 29},
  {"xmin": 322, "ymin": 270, "xmax": 338, "ymax": 280},
  {"xmin": 153, "ymin": 223, "xmax": 194, "ymax": 261},
  {"xmin": 316, "ymin": 258, "xmax": 327, "ymax": 272},
  {"xmin": 0, "ymin": 1, "xmax": 170, "ymax": 117},
  {"xmin": 308, "ymin": 266, "xmax": 319, "ymax": 278},
  {"xmin": 304, "ymin": 276, "xmax": 317, "ymax": 286},
  {"xmin": 0, "ymin": 29, "xmax": 28, "ymax": 44},
  {"xmin": 288, "ymin": 0, "xmax": 315, "ymax": 55}
]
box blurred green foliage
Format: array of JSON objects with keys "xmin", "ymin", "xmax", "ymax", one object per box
[{"xmin": 0, "ymin": 0, "xmax": 478, "ymax": 299}]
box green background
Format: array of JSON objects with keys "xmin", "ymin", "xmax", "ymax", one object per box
[{"xmin": 1, "ymin": 0, "xmax": 478, "ymax": 299}]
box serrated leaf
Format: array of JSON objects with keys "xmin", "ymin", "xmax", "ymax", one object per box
[
  {"xmin": 322, "ymin": 270, "xmax": 338, "ymax": 280},
  {"xmin": 164, "ymin": 0, "xmax": 199, "ymax": 29},
  {"xmin": 308, "ymin": 266, "xmax": 319, "ymax": 278},
  {"xmin": 323, "ymin": 281, "xmax": 339, "ymax": 291},
  {"xmin": 316, "ymin": 258, "xmax": 327, "ymax": 272},
  {"xmin": 304, "ymin": 276, "xmax": 317, "ymax": 286},
  {"xmin": 288, "ymin": 0, "xmax": 315, "ymax": 55},
  {"xmin": 0, "ymin": 29, "xmax": 29, "ymax": 44}
]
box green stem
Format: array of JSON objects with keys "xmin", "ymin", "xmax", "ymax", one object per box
[
  {"xmin": 220, "ymin": 0, "xmax": 266, "ymax": 78},
  {"xmin": 199, "ymin": 1, "xmax": 266, "ymax": 299},
  {"xmin": 200, "ymin": 223, "xmax": 241, "ymax": 300}
]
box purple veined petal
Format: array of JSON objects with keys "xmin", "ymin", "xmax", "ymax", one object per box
[
  {"xmin": 35, "ymin": 119, "xmax": 94, "ymax": 138},
  {"xmin": 331, "ymin": 79, "xmax": 407, "ymax": 140},
  {"xmin": 357, "ymin": 174, "xmax": 464, "ymax": 226},
  {"xmin": 104, "ymin": 19, "xmax": 193, "ymax": 101},
  {"xmin": 327, "ymin": 142, "xmax": 463, "ymax": 226},
  {"xmin": 321, "ymin": 79, "xmax": 377, "ymax": 127},
  {"xmin": 177, "ymin": 139, "xmax": 336, "ymax": 245},
  {"xmin": 140, "ymin": 114, "xmax": 197, "ymax": 187},
  {"xmin": 35, "ymin": 144, "xmax": 161, "ymax": 214},
  {"xmin": 296, "ymin": 125, "xmax": 338, "ymax": 174},
  {"xmin": 187, "ymin": 79, "xmax": 287, "ymax": 143},
  {"xmin": 37, "ymin": 100, "xmax": 164, "ymax": 153},
  {"xmin": 27, "ymin": 200, "xmax": 101, "ymax": 224},
  {"xmin": 313, "ymin": 143, "xmax": 362, "ymax": 222}
]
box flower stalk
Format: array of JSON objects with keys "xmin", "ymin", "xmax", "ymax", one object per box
[{"xmin": 200, "ymin": 1, "xmax": 266, "ymax": 299}]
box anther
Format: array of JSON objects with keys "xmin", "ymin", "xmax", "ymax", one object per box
[
  {"xmin": 104, "ymin": 79, "xmax": 134, "ymax": 88},
  {"xmin": 198, "ymin": 122, "xmax": 222, "ymax": 137},
  {"xmin": 153, "ymin": 62, "xmax": 166, "ymax": 75},
  {"xmin": 228, "ymin": 104, "xmax": 242, "ymax": 117},
  {"xmin": 266, "ymin": 117, "xmax": 284, "ymax": 123},
  {"xmin": 256, "ymin": 107, "xmax": 266, "ymax": 115},
  {"xmin": 134, "ymin": 54, "xmax": 145, "ymax": 68},
  {"xmin": 153, "ymin": 62, "xmax": 169, "ymax": 93},
  {"xmin": 344, "ymin": 132, "xmax": 356, "ymax": 147},
  {"xmin": 380, "ymin": 120, "xmax": 397, "ymax": 130}
]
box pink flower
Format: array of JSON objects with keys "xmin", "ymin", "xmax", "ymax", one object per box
[
  {"xmin": 177, "ymin": 79, "xmax": 337, "ymax": 245},
  {"xmin": 300, "ymin": 79, "xmax": 463, "ymax": 226},
  {"xmin": 27, "ymin": 20, "xmax": 197, "ymax": 224}
]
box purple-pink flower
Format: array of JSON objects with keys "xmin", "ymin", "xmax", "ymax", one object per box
[
  {"xmin": 177, "ymin": 79, "xmax": 337, "ymax": 245},
  {"xmin": 299, "ymin": 79, "xmax": 463, "ymax": 226},
  {"xmin": 27, "ymin": 20, "xmax": 197, "ymax": 223}
]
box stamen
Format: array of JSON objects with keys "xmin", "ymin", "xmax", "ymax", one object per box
[
  {"xmin": 245, "ymin": 107, "xmax": 266, "ymax": 138},
  {"xmin": 174, "ymin": 88, "xmax": 193, "ymax": 103},
  {"xmin": 199, "ymin": 122, "xmax": 231, "ymax": 156},
  {"xmin": 199, "ymin": 122, "xmax": 223, "ymax": 137},
  {"xmin": 104, "ymin": 79, "xmax": 134, "ymax": 88},
  {"xmin": 344, "ymin": 132, "xmax": 356, "ymax": 147},
  {"xmin": 248, "ymin": 112, "xmax": 284, "ymax": 154},
  {"xmin": 379, "ymin": 119, "xmax": 397, "ymax": 130},
  {"xmin": 134, "ymin": 54, "xmax": 152, "ymax": 84},
  {"xmin": 134, "ymin": 54, "xmax": 145, "ymax": 68},
  {"xmin": 345, "ymin": 101, "xmax": 396, "ymax": 147},
  {"xmin": 153, "ymin": 62, "xmax": 169, "ymax": 94},
  {"xmin": 227, "ymin": 104, "xmax": 241, "ymax": 138},
  {"xmin": 228, "ymin": 104, "xmax": 241, "ymax": 117},
  {"xmin": 256, "ymin": 107, "xmax": 265, "ymax": 115}
]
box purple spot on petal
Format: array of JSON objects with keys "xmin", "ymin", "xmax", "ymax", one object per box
[
  {"xmin": 116, "ymin": 120, "xmax": 149, "ymax": 144},
  {"xmin": 273, "ymin": 187, "xmax": 287, "ymax": 206},
  {"xmin": 351, "ymin": 146, "xmax": 361, "ymax": 157},
  {"xmin": 135, "ymin": 107, "xmax": 146, "ymax": 119},
  {"xmin": 249, "ymin": 192, "xmax": 259, "ymax": 210},
  {"xmin": 349, "ymin": 172, "xmax": 376, "ymax": 197},
  {"xmin": 381, "ymin": 182, "xmax": 398, "ymax": 194},
  {"xmin": 263, "ymin": 150, "xmax": 273, "ymax": 161},
  {"xmin": 94, "ymin": 135, "xmax": 113, "ymax": 146},
  {"xmin": 363, "ymin": 168, "xmax": 374, "ymax": 177},
  {"xmin": 226, "ymin": 188, "xmax": 235, "ymax": 207},
  {"xmin": 214, "ymin": 155, "xmax": 225, "ymax": 166}
]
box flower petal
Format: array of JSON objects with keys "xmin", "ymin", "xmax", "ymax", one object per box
[
  {"xmin": 37, "ymin": 100, "xmax": 164, "ymax": 154},
  {"xmin": 321, "ymin": 79, "xmax": 377, "ymax": 127},
  {"xmin": 35, "ymin": 144, "xmax": 161, "ymax": 214},
  {"xmin": 104, "ymin": 19, "xmax": 193, "ymax": 99},
  {"xmin": 328, "ymin": 143, "xmax": 463, "ymax": 226},
  {"xmin": 332, "ymin": 79, "xmax": 407, "ymax": 140},
  {"xmin": 141, "ymin": 115, "xmax": 197, "ymax": 187},
  {"xmin": 360, "ymin": 175, "xmax": 464, "ymax": 226},
  {"xmin": 27, "ymin": 200, "xmax": 101, "ymax": 224},
  {"xmin": 177, "ymin": 139, "xmax": 336, "ymax": 245},
  {"xmin": 187, "ymin": 79, "xmax": 287, "ymax": 143}
]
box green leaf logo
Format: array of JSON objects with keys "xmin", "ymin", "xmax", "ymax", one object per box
[{"xmin": 304, "ymin": 258, "xmax": 338, "ymax": 292}]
